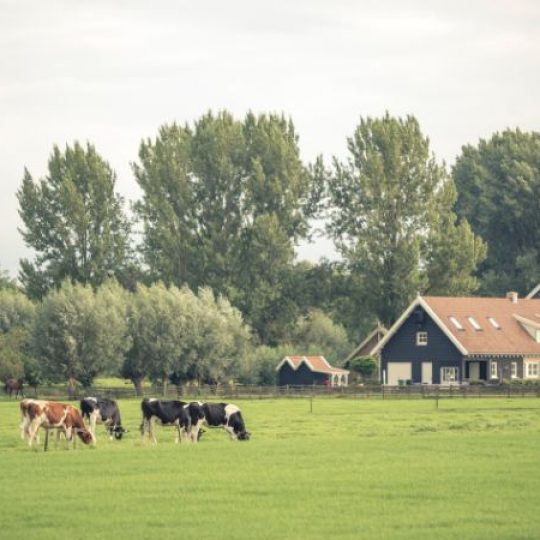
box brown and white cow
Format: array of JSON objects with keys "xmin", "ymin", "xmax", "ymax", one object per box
[{"xmin": 20, "ymin": 399, "xmax": 94, "ymax": 447}]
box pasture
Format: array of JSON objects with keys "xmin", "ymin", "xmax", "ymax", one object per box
[{"xmin": 1, "ymin": 397, "xmax": 539, "ymax": 539}]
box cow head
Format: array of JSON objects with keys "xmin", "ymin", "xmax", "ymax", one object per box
[
  {"xmin": 237, "ymin": 431, "xmax": 251, "ymax": 441},
  {"xmin": 78, "ymin": 429, "xmax": 95, "ymax": 445},
  {"xmin": 111, "ymin": 425, "xmax": 127, "ymax": 440}
]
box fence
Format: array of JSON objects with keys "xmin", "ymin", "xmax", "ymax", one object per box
[{"xmin": 7, "ymin": 382, "xmax": 540, "ymax": 401}]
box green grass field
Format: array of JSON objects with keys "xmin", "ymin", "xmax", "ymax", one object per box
[{"xmin": 1, "ymin": 397, "xmax": 539, "ymax": 539}]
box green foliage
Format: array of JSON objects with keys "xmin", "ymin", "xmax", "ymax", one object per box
[
  {"xmin": 348, "ymin": 355, "xmax": 378, "ymax": 379},
  {"xmin": 327, "ymin": 113, "xmax": 485, "ymax": 325},
  {"xmin": 290, "ymin": 309, "xmax": 351, "ymax": 365},
  {"xmin": 0, "ymin": 288, "xmax": 35, "ymax": 333},
  {"xmin": 123, "ymin": 282, "xmax": 252, "ymax": 390},
  {"xmin": 33, "ymin": 280, "xmax": 130, "ymax": 387},
  {"xmin": 238, "ymin": 344, "xmax": 292, "ymax": 385},
  {"xmin": 17, "ymin": 142, "xmax": 132, "ymax": 299},
  {"xmin": 453, "ymin": 129, "xmax": 540, "ymax": 295},
  {"xmin": 134, "ymin": 111, "xmax": 315, "ymax": 343},
  {"xmin": 0, "ymin": 268, "xmax": 17, "ymax": 291}
]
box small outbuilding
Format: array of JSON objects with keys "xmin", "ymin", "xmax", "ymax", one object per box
[{"xmin": 276, "ymin": 356, "xmax": 350, "ymax": 387}]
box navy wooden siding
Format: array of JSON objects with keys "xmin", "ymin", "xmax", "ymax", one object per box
[
  {"xmin": 277, "ymin": 363, "xmax": 329, "ymax": 386},
  {"xmin": 381, "ymin": 306, "xmax": 463, "ymax": 384}
]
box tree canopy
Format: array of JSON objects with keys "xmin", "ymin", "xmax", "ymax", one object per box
[
  {"xmin": 453, "ymin": 129, "xmax": 540, "ymax": 295},
  {"xmin": 17, "ymin": 142, "xmax": 132, "ymax": 299}
]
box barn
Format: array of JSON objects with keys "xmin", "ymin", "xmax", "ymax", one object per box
[
  {"xmin": 372, "ymin": 293, "xmax": 540, "ymax": 385},
  {"xmin": 276, "ymin": 356, "xmax": 349, "ymax": 387}
]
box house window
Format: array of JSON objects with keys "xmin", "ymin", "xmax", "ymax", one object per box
[
  {"xmin": 416, "ymin": 332, "xmax": 428, "ymax": 346},
  {"xmin": 441, "ymin": 367, "xmax": 458, "ymax": 383},
  {"xmin": 467, "ymin": 317, "xmax": 482, "ymax": 330},
  {"xmin": 511, "ymin": 362, "xmax": 517, "ymax": 378},
  {"xmin": 490, "ymin": 361, "xmax": 498, "ymax": 379},
  {"xmin": 449, "ymin": 316, "xmax": 464, "ymax": 330},
  {"xmin": 487, "ymin": 317, "xmax": 501, "ymax": 329},
  {"xmin": 526, "ymin": 362, "xmax": 539, "ymax": 378}
]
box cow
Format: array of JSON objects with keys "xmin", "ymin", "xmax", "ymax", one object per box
[
  {"xmin": 20, "ymin": 399, "xmax": 94, "ymax": 447},
  {"xmin": 4, "ymin": 378, "xmax": 24, "ymax": 398},
  {"xmin": 80, "ymin": 397, "xmax": 126, "ymax": 440},
  {"xmin": 196, "ymin": 402, "xmax": 251, "ymax": 441},
  {"xmin": 140, "ymin": 398, "xmax": 191, "ymax": 444}
]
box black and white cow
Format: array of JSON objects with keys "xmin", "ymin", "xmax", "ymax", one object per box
[
  {"xmin": 195, "ymin": 402, "xmax": 250, "ymax": 441},
  {"xmin": 80, "ymin": 397, "xmax": 126, "ymax": 440},
  {"xmin": 140, "ymin": 398, "xmax": 192, "ymax": 444}
]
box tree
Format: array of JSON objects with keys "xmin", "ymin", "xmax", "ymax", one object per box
[
  {"xmin": 33, "ymin": 280, "xmax": 129, "ymax": 394},
  {"xmin": 453, "ymin": 129, "xmax": 540, "ymax": 295},
  {"xmin": 0, "ymin": 289, "xmax": 36, "ymax": 383},
  {"xmin": 290, "ymin": 309, "xmax": 351, "ymax": 365},
  {"xmin": 348, "ymin": 356, "xmax": 377, "ymax": 381},
  {"xmin": 134, "ymin": 111, "xmax": 315, "ymax": 343},
  {"xmin": 17, "ymin": 142, "xmax": 132, "ymax": 299},
  {"xmin": 327, "ymin": 113, "xmax": 486, "ymax": 325},
  {"xmin": 0, "ymin": 267, "xmax": 17, "ymax": 291}
]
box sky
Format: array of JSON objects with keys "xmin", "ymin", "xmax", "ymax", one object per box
[{"xmin": 1, "ymin": 0, "xmax": 539, "ymax": 278}]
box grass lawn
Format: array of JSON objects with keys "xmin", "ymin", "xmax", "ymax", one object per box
[{"xmin": 1, "ymin": 397, "xmax": 539, "ymax": 539}]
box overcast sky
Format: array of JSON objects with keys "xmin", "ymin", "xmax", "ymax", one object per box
[{"xmin": 1, "ymin": 0, "xmax": 539, "ymax": 277}]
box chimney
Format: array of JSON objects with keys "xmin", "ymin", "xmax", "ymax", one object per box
[{"xmin": 506, "ymin": 291, "xmax": 518, "ymax": 303}]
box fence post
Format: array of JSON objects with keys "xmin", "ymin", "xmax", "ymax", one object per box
[
  {"xmin": 435, "ymin": 387, "xmax": 439, "ymax": 409},
  {"xmin": 382, "ymin": 384, "xmax": 385, "ymax": 400}
]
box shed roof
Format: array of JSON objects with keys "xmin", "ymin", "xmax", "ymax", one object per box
[{"xmin": 276, "ymin": 356, "xmax": 349, "ymax": 374}]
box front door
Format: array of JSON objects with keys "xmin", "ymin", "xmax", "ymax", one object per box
[
  {"xmin": 421, "ymin": 362, "xmax": 432, "ymax": 384},
  {"xmin": 469, "ymin": 362, "xmax": 480, "ymax": 380}
]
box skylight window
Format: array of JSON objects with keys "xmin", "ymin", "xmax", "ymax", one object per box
[
  {"xmin": 467, "ymin": 317, "xmax": 482, "ymax": 331},
  {"xmin": 487, "ymin": 317, "xmax": 501, "ymax": 329},
  {"xmin": 449, "ymin": 316, "xmax": 464, "ymax": 330}
]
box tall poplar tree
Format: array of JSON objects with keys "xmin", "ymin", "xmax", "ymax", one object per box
[
  {"xmin": 327, "ymin": 113, "xmax": 486, "ymax": 325},
  {"xmin": 134, "ymin": 111, "xmax": 313, "ymax": 343},
  {"xmin": 17, "ymin": 142, "xmax": 132, "ymax": 298}
]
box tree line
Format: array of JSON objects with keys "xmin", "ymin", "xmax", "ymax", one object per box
[{"xmin": 2, "ymin": 111, "xmax": 539, "ymax": 388}]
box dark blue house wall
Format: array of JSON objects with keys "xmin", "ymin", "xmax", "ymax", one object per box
[
  {"xmin": 278, "ymin": 363, "xmax": 328, "ymax": 386},
  {"xmin": 381, "ymin": 307, "xmax": 463, "ymax": 384}
]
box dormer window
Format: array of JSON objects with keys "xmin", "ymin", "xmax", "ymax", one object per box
[
  {"xmin": 467, "ymin": 317, "xmax": 482, "ymax": 331},
  {"xmin": 449, "ymin": 316, "xmax": 464, "ymax": 330},
  {"xmin": 487, "ymin": 317, "xmax": 501, "ymax": 329},
  {"xmin": 416, "ymin": 331, "xmax": 428, "ymax": 346}
]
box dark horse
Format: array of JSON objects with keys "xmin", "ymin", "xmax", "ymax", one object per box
[{"xmin": 4, "ymin": 378, "xmax": 24, "ymax": 398}]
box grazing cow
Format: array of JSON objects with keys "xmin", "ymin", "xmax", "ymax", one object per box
[
  {"xmin": 80, "ymin": 397, "xmax": 126, "ymax": 440},
  {"xmin": 20, "ymin": 399, "xmax": 94, "ymax": 447},
  {"xmin": 199, "ymin": 402, "xmax": 251, "ymax": 441},
  {"xmin": 4, "ymin": 378, "xmax": 24, "ymax": 398},
  {"xmin": 140, "ymin": 398, "xmax": 191, "ymax": 444}
]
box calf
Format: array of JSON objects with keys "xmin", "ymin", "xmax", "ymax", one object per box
[
  {"xmin": 140, "ymin": 398, "xmax": 191, "ymax": 444},
  {"xmin": 200, "ymin": 402, "xmax": 251, "ymax": 441},
  {"xmin": 80, "ymin": 397, "xmax": 126, "ymax": 440},
  {"xmin": 21, "ymin": 400, "xmax": 94, "ymax": 447}
]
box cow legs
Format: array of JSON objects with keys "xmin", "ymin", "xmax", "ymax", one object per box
[{"xmin": 27, "ymin": 417, "xmax": 43, "ymax": 447}]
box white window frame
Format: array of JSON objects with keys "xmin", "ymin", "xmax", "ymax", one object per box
[
  {"xmin": 490, "ymin": 361, "xmax": 498, "ymax": 379},
  {"xmin": 449, "ymin": 316, "xmax": 464, "ymax": 330},
  {"xmin": 487, "ymin": 317, "xmax": 501, "ymax": 329},
  {"xmin": 467, "ymin": 316, "xmax": 482, "ymax": 331},
  {"xmin": 441, "ymin": 367, "xmax": 459, "ymax": 384},
  {"xmin": 511, "ymin": 362, "xmax": 517, "ymax": 379},
  {"xmin": 416, "ymin": 331, "xmax": 428, "ymax": 346},
  {"xmin": 526, "ymin": 362, "xmax": 539, "ymax": 378}
]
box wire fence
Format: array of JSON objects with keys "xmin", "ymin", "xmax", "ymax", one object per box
[{"xmin": 4, "ymin": 382, "xmax": 540, "ymax": 402}]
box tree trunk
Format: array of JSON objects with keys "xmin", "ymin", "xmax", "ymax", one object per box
[
  {"xmin": 132, "ymin": 377, "xmax": 144, "ymax": 396},
  {"xmin": 67, "ymin": 377, "xmax": 77, "ymax": 400},
  {"xmin": 163, "ymin": 373, "xmax": 168, "ymax": 397}
]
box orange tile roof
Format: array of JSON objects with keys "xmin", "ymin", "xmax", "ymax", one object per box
[
  {"xmin": 423, "ymin": 296, "xmax": 540, "ymax": 355},
  {"xmin": 284, "ymin": 356, "xmax": 349, "ymax": 374}
]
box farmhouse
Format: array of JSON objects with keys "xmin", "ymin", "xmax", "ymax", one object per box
[
  {"xmin": 276, "ymin": 356, "xmax": 349, "ymax": 387},
  {"xmin": 372, "ymin": 293, "xmax": 540, "ymax": 385}
]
